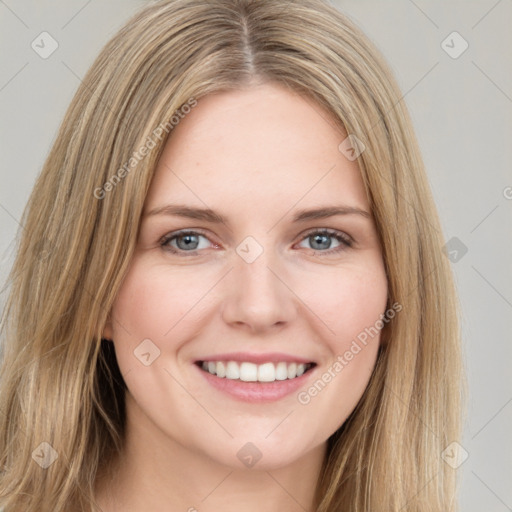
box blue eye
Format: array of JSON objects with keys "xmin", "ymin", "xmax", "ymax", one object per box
[
  {"xmin": 160, "ymin": 228, "xmax": 352, "ymax": 256},
  {"xmin": 160, "ymin": 230, "xmax": 211, "ymax": 253},
  {"xmin": 297, "ymin": 229, "xmax": 353, "ymax": 254}
]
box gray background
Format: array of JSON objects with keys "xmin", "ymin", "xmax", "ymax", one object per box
[{"xmin": 1, "ymin": 1, "xmax": 511, "ymax": 510}]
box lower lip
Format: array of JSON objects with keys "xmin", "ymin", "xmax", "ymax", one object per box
[{"xmin": 194, "ymin": 363, "xmax": 317, "ymax": 403}]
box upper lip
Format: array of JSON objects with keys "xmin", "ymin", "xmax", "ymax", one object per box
[{"xmin": 195, "ymin": 352, "xmax": 316, "ymax": 365}]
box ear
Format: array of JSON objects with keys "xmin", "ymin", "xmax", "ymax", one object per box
[{"xmin": 102, "ymin": 315, "xmax": 114, "ymax": 340}]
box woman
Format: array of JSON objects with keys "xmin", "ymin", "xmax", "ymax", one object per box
[{"xmin": 0, "ymin": 0, "xmax": 466, "ymax": 511}]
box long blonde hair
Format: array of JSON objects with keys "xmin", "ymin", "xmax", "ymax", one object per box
[{"xmin": 0, "ymin": 0, "xmax": 466, "ymax": 510}]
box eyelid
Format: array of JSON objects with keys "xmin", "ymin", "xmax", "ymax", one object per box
[
  {"xmin": 298, "ymin": 227, "xmax": 353, "ymax": 245},
  {"xmin": 159, "ymin": 228, "xmax": 217, "ymax": 250}
]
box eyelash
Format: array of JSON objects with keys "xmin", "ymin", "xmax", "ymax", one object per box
[{"xmin": 159, "ymin": 228, "xmax": 353, "ymax": 256}]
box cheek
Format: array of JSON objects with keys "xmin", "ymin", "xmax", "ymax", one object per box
[
  {"xmin": 108, "ymin": 262, "xmax": 212, "ymax": 379},
  {"xmin": 303, "ymin": 259, "xmax": 388, "ymax": 344},
  {"xmin": 111, "ymin": 263, "xmax": 210, "ymax": 339}
]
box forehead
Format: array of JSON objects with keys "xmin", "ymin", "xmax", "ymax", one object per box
[{"xmin": 145, "ymin": 83, "xmax": 369, "ymax": 215}]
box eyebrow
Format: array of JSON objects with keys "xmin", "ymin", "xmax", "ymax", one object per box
[{"xmin": 145, "ymin": 203, "xmax": 371, "ymax": 223}]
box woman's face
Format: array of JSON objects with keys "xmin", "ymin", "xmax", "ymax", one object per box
[{"xmin": 104, "ymin": 82, "xmax": 388, "ymax": 470}]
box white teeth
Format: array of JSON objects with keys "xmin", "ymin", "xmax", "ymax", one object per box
[
  {"xmin": 216, "ymin": 361, "xmax": 226, "ymax": 378},
  {"xmin": 200, "ymin": 360, "xmax": 313, "ymax": 382},
  {"xmin": 226, "ymin": 361, "xmax": 240, "ymax": 379},
  {"xmin": 287, "ymin": 362, "xmax": 297, "ymax": 379},
  {"xmin": 240, "ymin": 362, "xmax": 258, "ymax": 382},
  {"xmin": 275, "ymin": 362, "xmax": 288, "ymax": 381},
  {"xmin": 258, "ymin": 362, "xmax": 276, "ymax": 382}
]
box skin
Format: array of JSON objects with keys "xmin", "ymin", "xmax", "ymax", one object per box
[{"xmin": 97, "ymin": 82, "xmax": 388, "ymax": 512}]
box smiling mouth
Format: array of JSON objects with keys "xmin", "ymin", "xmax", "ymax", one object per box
[{"xmin": 195, "ymin": 360, "xmax": 317, "ymax": 383}]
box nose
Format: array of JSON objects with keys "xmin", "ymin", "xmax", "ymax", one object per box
[{"xmin": 221, "ymin": 245, "xmax": 298, "ymax": 334}]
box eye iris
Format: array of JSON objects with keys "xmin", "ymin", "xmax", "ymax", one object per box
[
  {"xmin": 176, "ymin": 233, "xmax": 199, "ymax": 250},
  {"xmin": 310, "ymin": 233, "xmax": 331, "ymax": 250}
]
